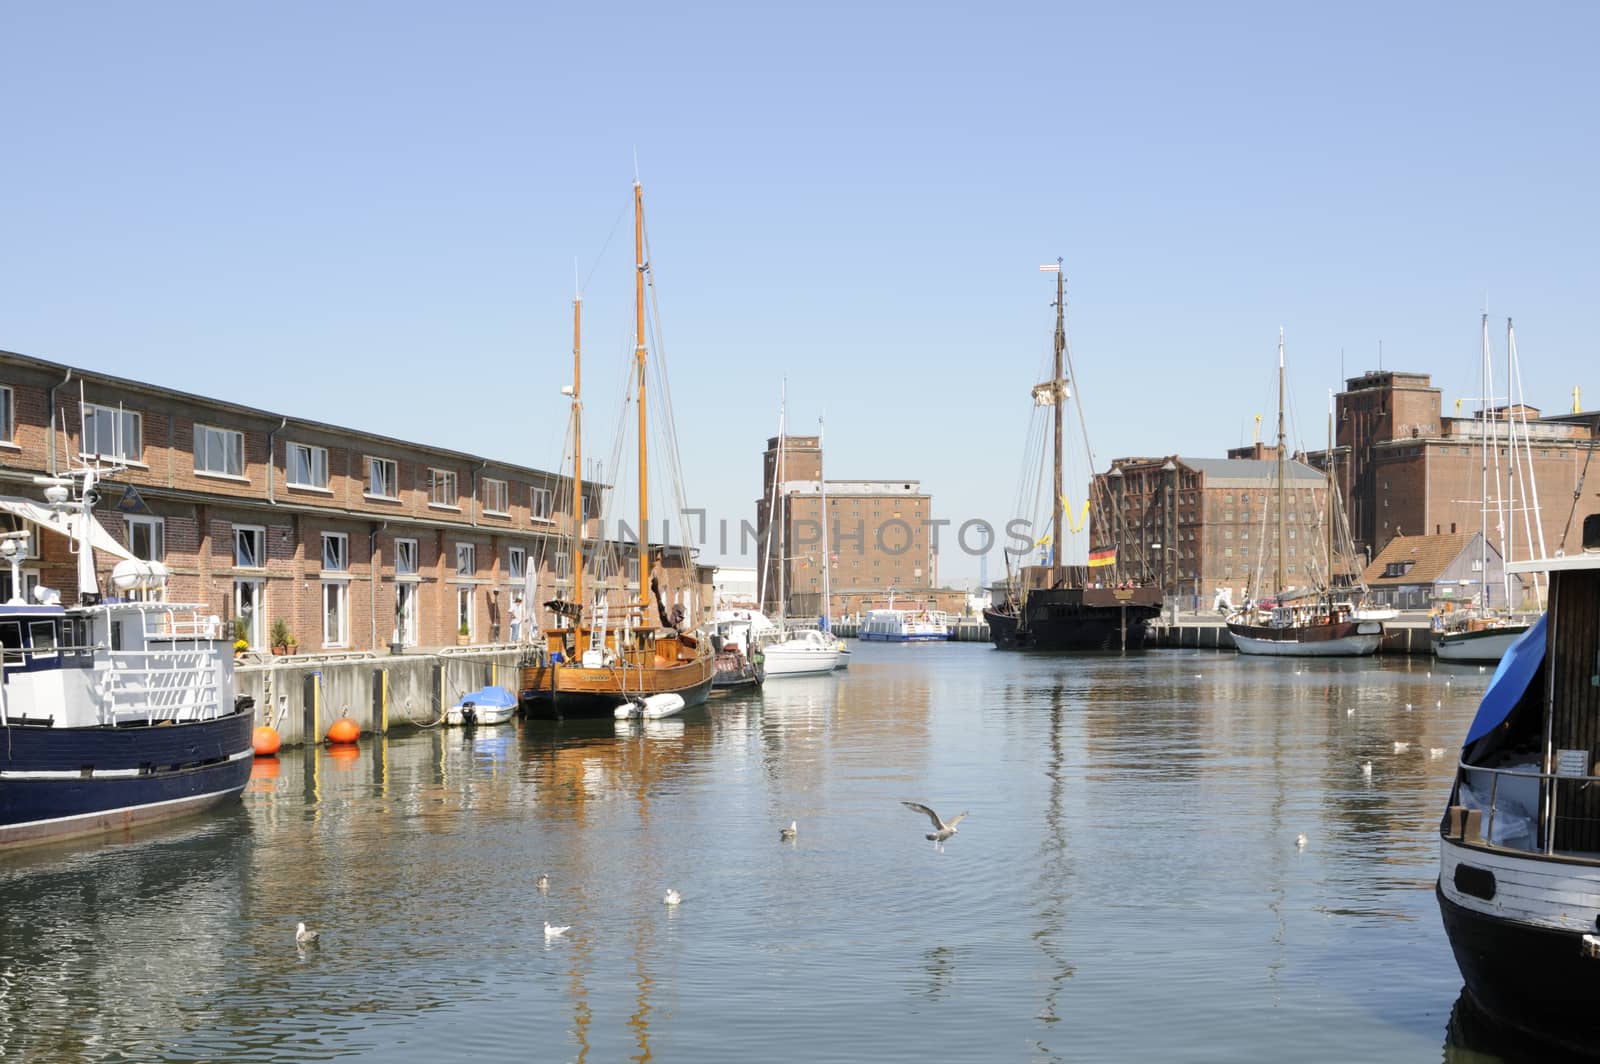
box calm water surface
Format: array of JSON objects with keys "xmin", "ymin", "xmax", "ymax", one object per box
[{"xmin": 0, "ymin": 643, "xmax": 1531, "ymax": 1061}]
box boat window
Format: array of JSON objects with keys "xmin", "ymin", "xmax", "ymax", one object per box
[
  {"xmin": 0, "ymin": 621, "xmax": 22, "ymax": 666},
  {"xmin": 28, "ymin": 620, "xmax": 58, "ymax": 658},
  {"xmin": 111, "ymin": 620, "xmax": 123, "ymax": 652}
]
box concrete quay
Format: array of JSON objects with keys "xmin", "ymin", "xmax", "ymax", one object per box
[{"xmin": 237, "ymin": 647, "xmax": 522, "ymax": 748}]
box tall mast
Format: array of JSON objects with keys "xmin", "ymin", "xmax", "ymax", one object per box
[
  {"xmin": 571, "ymin": 292, "xmax": 584, "ymax": 612},
  {"xmin": 634, "ymin": 180, "xmax": 649, "ymax": 609},
  {"xmin": 1052, "ymin": 259, "xmax": 1065, "ymax": 589},
  {"xmin": 1276, "ymin": 328, "xmax": 1286, "ymax": 597},
  {"xmin": 1325, "ymin": 389, "xmax": 1335, "ymax": 592},
  {"xmin": 1480, "ymin": 312, "xmax": 1490, "ymax": 612},
  {"xmin": 777, "ymin": 384, "xmax": 787, "ymax": 621},
  {"xmin": 819, "ymin": 414, "xmax": 830, "ymax": 631},
  {"xmin": 1505, "ymin": 314, "xmax": 1516, "ymax": 610}
]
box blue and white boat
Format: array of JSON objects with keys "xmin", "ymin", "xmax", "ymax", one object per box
[
  {"xmin": 858, "ymin": 608, "xmax": 950, "ymax": 642},
  {"xmin": 0, "ymin": 468, "xmax": 253, "ymax": 850}
]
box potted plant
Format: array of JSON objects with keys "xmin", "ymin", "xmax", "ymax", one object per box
[
  {"xmin": 233, "ymin": 638, "xmax": 249, "ymax": 658},
  {"xmin": 286, "ymin": 634, "xmax": 299, "ymax": 656},
  {"xmin": 457, "ymin": 622, "xmax": 471, "ymax": 646},
  {"xmin": 270, "ymin": 619, "xmax": 292, "ymax": 656}
]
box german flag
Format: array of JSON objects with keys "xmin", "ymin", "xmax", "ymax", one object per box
[{"xmin": 1087, "ymin": 547, "xmax": 1117, "ymax": 568}]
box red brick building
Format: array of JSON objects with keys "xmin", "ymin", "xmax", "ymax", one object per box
[
  {"xmin": 0, "ymin": 348, "xmax": 707, "ymax": 652},
  {"xmin": 1307, "ymin": 370, "xmax": 1600, "ymax": 566},
  {"xmin": 755, "ymin": 435, "xmax": 963, "ymax": 621}
]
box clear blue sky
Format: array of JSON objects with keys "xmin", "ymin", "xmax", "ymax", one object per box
[{"xmin": 3, "ymin": 2, "xmax": 1595, "ymax": 583}]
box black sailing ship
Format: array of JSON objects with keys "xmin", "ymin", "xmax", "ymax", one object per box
[{"xmin": 984, "ymin": 261, "xmax": 1164, "ymax": 652}]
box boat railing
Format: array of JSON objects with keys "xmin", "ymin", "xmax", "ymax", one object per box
[
  {"xmin": 101, "ymin": 648, "xmax": 226, "ymax": 725},
  {"xmin": 1454, "ymin": 761, "xmax": 1600, "ymax": 861}
]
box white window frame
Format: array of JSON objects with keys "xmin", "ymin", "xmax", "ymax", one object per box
[
  {"xmin": 322, "ymin": 532, "xmax": 349, "ymax": 572},
  {"xmin": 194, "ymin": 424, "xmax": 245, "ymax": 478},
  {"xmin": 126, "ymin": 516, "xmax": 165, "ymax": 562},
  {"xmin": 367, "ymin": 456, "xmax": 399, "ymax": 499},
  {"xmin": 322, "ymin": 581, "xmax": 348, "ymax": 648},
  {"xmin": 234, "ymin": 578, "xmax": 265, "ymax": 648},
  {"xmin": 429, "ymin": 468, "xmax": 458, "ymax": 509},
  {"xmin": 456, "ymin": 586, "xmax": 474, "ymax": 640},
  {"xmin": 395, "ymin": 582, "xmax": 418, "ymax": 646},
  {"xmin": 530, "ymin": 486, "xmax": 554, "ymax": 522},
  {"xmin": 234, "ymin": 525, "xmax": 266, "ymax": 569},
  {"xmin": 395, "ymin": 538, "xmax": 419, "ymax": 575},
  {"xmin": 0, "ymin": 385, "xmax": 13, "ymax": 444},
  {"xmin": 287, "ymin": 442, "xmax": 329, "ymax": 489},
  {"xmin": 482, "ymin": 477, "xmax": 509, "ymax": 516},
  {"xmin": 508, "ymin": 547, "xmax": 526, "ymax": 580},
  {"xmin": 456, "ymin": 542, "xmax": 475, "ymax": 576},
  {"xmin": 82, "ymin": 403, "xmax": 143, "ymax": 463}
]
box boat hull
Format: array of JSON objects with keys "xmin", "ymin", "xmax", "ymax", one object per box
[
  {"xmin": 519, "ymin": 657, "xmax": 715, "ymax": 720},
  {"xmin": 1227, "ymin": 619, "xmax": 1382, "ymax": 657},
  {"xmin": 986, "ymin": 587, "xmax": 1163, "ymax": 652},
  {"xmin": 0, "ymin": 711, "xmax": 255, "ymax": 849},
  {"xmin": 762, "ymin": 646, "xmax": 840, "ymax": 676},
  {"xmin": 859, "ymin": 632, "xmax": 949, "ymax": 642},
  {"xmin": 1432, "ymin": 626, "xmax": 1529, "ymax": 663},
  {"xmin": 1437, "ymin": 841, "xmax": 1600, "ymax": 1058}
]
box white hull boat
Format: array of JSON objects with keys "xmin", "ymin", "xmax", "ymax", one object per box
[
  {"xmin": 445, "ymin": 686, "xmax": 518, "ymax": 726},
  {"xmin": 614, "ymin": 693, "xmax": 687, "ymax": 719},
  {"xmin": 1229, "ymin": 628, "xmax": 1382, "ymax": 657},
  {"xmin": 761, "ymin": 629, "xmax": 840, "ymax": 676},
  {"xmin": 1432, "ymin": 624, "xmax": 1529, "ymax": 663}
]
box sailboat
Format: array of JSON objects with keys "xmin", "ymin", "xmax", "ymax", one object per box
[
  {"xmin": 748, "ymin": 400, "xmax": 840, "ymax": 677},
  {"xmin": 984, "ymin": 260, "xmax": 1164, "ymax": 651},
  {"xmin": 1433, "ymin": 315, "xmax": 1540, "ymax": 662},
  {"xmin": 1225, "ymin": 330, "xmax": 1383, "ymax": 656},
  {"xmin": 518, "ymin": 181, "xmax": 715, "ymax": 718}
]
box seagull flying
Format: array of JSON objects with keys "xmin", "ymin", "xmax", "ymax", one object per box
[
  {"xmin": 295, "ymin": 922, "xmax": 319, "ymax": 946},
  {"xmin": 780, "ymin": 821, "xmax": 797, "ymax": 842},
  {"xmin": 903, "ymin": 801, "xmax": 968, "ymax": 843},
  {"xmin": 544, "ymin": 921, "xmax": 571, "ymax": 939}
]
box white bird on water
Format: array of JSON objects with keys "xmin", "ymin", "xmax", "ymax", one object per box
[
  {"xmin": 544, "ymin": 921, "xmax": 571, "ymax": 939},
  {"xmin": 295, "ymin": 922, "xmax": 319, "ymax": 946},
  {"xmin": 536, "ymin": 873, "xmax": 550, "ymax": 893},
  {"xmin": 1362, "ymin": 761, "xmax": 1373, "ymax": 777},
  {"xmin": 780, "ymin": 821, "xmax": 797, "ymax": 842},
  {"xmin": 1430, "ymin": 748, "xmax": 1447, "ymax": 760},
  {"xmin": 1296, "ymin": 833, "xmax": 1308, "ymax": 849},
  {"xmin": 1394, "ymin": 742, "xmax": 1411, "ymax": 754},
  {"xmin": 663, "ymin": 889, "xmax": 682, "ymax": 906},
  {"xmin": 903, "ymin": 801, "xmax": 968, "ymax": 846},
  {"xmin": 1347, "ymin": 707, "xmax": 1356, "ymax": 717}
]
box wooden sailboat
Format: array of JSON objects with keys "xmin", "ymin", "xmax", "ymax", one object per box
[
  {"xmin": 519, "ymin": 182, "xmax": 714, "ymax": 718},
  {"xmin": 984, "ymin": 259, "xmax": 1164, "ymax": 651},
  {"xmin": 1225, "ymin": 330, "xmax": 1383, "ymax": 656}
]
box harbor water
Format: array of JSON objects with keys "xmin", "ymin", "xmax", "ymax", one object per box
[{"xmin": 0, "ymin": 642, "xmax": 1527, "ymax": 1062}]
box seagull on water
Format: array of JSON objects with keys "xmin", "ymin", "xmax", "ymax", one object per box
[
  {"xmin": 1296, "ymin": 833, "xmax": 1308, "ymax": 849},
  {"xmin": 295, "ymin": 922, "xmax": 319, "ymax": 946},
  {"xmin": 780, "ymin": 821, "xmax": 797, "ymax": 842},
  {"xmin": 1430, "ymin": 748, "xmax": 1447, "ymax": 760},
  {"xmin": 544, "ymin": 921, "xmax": 571, "ymax": 939},
  {"xmin": 1394, "ymin": 741, "xmax": 1411, "ymax": 754},
  {"xmin": 536, "ymin": 873, "xmax": 550, "ymax": 893},
  {"xmin": 903, "ymin": 801, "xmax": 968, "ymax": 845},
  {"xmin": 663, "ymin": 889, "xmax": 682, "ymax": 906},
  {"xmin": 1362, "ymin": 761, "xmax": 1373, "ymax": 777}
]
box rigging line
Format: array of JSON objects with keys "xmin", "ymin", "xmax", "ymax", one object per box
[
  {"xmin": 1558, "ymin": 433, "xmax": 1596, "ymax": 556},
  {"xmin": 640, "ymin": 215, "xmax": 699, "ymax": 563},
  {"xmin": 581, "ymin": 199, "xmax": 632, "ymax": 298}
]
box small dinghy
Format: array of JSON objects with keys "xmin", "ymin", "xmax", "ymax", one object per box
[
  {"xmin": 445, "ymin": 685, "xmax": 518, "ymax": 726},
  {"xmin": 613, "ymin": 693, "xmax": 686, "ymax": 720}
]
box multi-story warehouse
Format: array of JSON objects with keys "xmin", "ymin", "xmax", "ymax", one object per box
[
  {"xmin": 0, "ymin": 348, "xmax": 707, "ymax": 653},
  {"xmin": 1310, "ymin": 370, "xmax": 1600, "ymax": 564},
  {"xmin": 755, "ymin": 435, "xmax": 963, "ymax": 621},
  {"xmin": 1094, "ymin": 454, "xmax": 1330, "ymax": 609}
]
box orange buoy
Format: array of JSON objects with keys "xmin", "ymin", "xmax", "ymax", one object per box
[
  {"xmin": 325, "ymin": 717, "xmax": 360, "ymax": 745},
  {"xmin": 252, "ymin": 726, "xmax": 281, "ymax": 757}
]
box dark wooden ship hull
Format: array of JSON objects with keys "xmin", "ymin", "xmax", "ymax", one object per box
[
  {"xmin": 519, "ymin": 654, "xmax": 714, "ymax": 720},
  {"xmin": 986, "ymin": 587, "xmax": 1164, "ymax": 652}
]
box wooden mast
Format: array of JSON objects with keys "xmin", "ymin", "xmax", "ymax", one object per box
[
  {"xmin": 1325, "ymin": 389, "xmax": 1335, "ymax": 594},
  {"xmin": 572, "ymin": 291, "xmax": 583, "ymax": 613},
  {"xmin": 1051, "ymin": 259, "xmax": 1065, "ymax": 590},
  {"xmin": 634, "ymin": 180, "xmax": 649, "ymax": 609},
  {"xmin": 1276, "ymin": 328, "xmax": 1287, "ymax": 597}
]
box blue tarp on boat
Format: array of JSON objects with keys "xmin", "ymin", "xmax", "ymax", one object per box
[
  {"xmin": 1462, "ymin": 614, "xmax": 1547, "ymax": 746},
  {"xmin": 458, "ymin": 685, "xmax": 517, "ymax": 709}
]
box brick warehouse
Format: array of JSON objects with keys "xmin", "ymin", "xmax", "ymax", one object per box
[
  {"xmin": 1093, "ymin": 454, "xmax": 1329, "ymax": 610},
  {"xmin": 1307, "ymin": 370, "xmax": 1600, "ymax": 565},
  {"xmin": 755, "ymin": 435, "xmax": 965, "ymax": 621},
  {"xmin": 0, "ymin": 349, "xmax": 710, "ymax": 653}
]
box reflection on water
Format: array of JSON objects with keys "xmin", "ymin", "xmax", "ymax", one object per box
[{"xmin": 0, "ymin": 644, "xmax": 1532, "ymax": 1061}]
